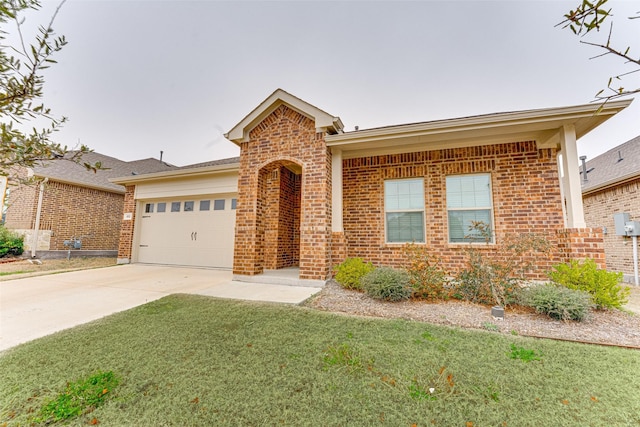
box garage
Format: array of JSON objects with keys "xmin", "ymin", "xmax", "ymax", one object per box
[
  {"xmin": 136, "ymin": 196, "xmax": 236, "ymax": 268},
  {"xmin": 117, "ymin": 162, "xmax": 240, "ymax": 269}
]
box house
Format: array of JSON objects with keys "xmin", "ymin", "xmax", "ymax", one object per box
[
  {"xmin": 581, "ymin": 135, "xmax": 640, "ymax": 283},
  {"xmin": 2, "ymin": 152, "xmax": 176, "ymax": 258},
  {"xmin": 112, "ymin": 89, "xmax": 632, "ymax": 283}
]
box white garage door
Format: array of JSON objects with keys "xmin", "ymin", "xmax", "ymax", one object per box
[{"xmin": 136, "ymin": 197, "xmax": 236, "ymax": 268}]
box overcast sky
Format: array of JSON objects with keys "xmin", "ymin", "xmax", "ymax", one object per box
[{"xmin": 11, "ymin": 0, "xmax": 640, "ymax": 167}]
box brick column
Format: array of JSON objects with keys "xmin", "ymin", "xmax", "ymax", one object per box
[{"xmin": 117, "ymin": 185, "xmax": 137, "ymax": 264}]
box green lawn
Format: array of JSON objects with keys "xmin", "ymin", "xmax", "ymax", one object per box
[{"xmin": 1, "ymin": 295, "xmax": 638, "ymax": 426}]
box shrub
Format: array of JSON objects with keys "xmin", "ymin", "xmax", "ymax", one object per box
[
  {"xmin": 454, "ymin": 222, "xmax": 551, "ymax": 307},
  {"xmin": 520, "ymin": 283, "xmax": 593, "ymax": 321},
  {"xmin": 362, "ymin": 267, "xmax": 411, "ymax": 302},
  {"xmin": 548, "ymin": 258, "xmax": 630, "ymax": 310},
  {"xmin": 0, "ymin": 224, "xmax": 24, "ymax": 257},
  {"xmin": 403, "ymin": 243, "xmax": 450, "ymax": 300},
  {"xmin": 333, "ymin": 258, "xmax": 375, "ymax": 291}
]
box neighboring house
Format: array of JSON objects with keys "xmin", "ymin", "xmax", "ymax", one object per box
[
  {"xmin": 112, "ymin": 89, "xmax": 632, "ymax": 282},
  {"xmin": 3, "ymin": 152, "xmax": 176, "ymax": 257},
  {"xmin": 581, "ymin": 135, "xmax": 640, "ymax": 283}
]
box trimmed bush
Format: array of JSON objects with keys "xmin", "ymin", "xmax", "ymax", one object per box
[
  {"xmin": 548, "ymin": 258, "xmax": 630, "ymax": 310},
  {"xmin": 0, "ymin": 225, "xmax": 24, "ymax": 257},
  {"xmin": 403, "ymin": 243, "xmax": 450, "ymax": 300},
  {"xmin": 520, "ymin": 283, "xmax": 593, "ymax": 321},
  {"xmin": 362, "ymin": 267, "xmax": 411, "ymax": 302},
  {"xmin": 334, "ymin": 258, "xmax": 375, "ymax": 291}
]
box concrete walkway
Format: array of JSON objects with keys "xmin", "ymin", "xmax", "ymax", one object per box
[{"xmin": 0, "ymin": 264, "xmax": 322, "ymax": 352}]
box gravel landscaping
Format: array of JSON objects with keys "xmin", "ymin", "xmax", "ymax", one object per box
[{"xmin": 306, "ymin": 280, "xmax": 640, "ymax": 348}]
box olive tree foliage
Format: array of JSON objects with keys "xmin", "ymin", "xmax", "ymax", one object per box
[
  {"xmin": 0, "ymin": 0, "xmax": 100, "ymax": 182},
  {"xmin": 558, "ymin": 0, "xmax": 639, "ymax": 104}
]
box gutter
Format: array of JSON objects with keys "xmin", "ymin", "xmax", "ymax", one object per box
[
  {"xmin": 582, "ymin": 172, "xmax": 640, "ymax": 196},
  {"xmin": 110, "ymin": 162, "xmax": 240, "ymax": 185},
  {"xmin": 31, "ymin": 177, "xmax": 48, "ymax": 258}
]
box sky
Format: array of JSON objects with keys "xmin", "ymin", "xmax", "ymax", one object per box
[{"xmin": 8, "ymin": 0, "xmax": 640, "ymax": 167}]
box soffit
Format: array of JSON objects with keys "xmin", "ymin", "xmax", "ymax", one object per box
[{"xmin": 326, "ymin": 100, "xmax": 632, "ymax": 159}]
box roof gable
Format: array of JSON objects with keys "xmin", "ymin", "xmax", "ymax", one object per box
[{"xmin": 225, "ymin": 89, "xmax": 344, "ymax": 144}]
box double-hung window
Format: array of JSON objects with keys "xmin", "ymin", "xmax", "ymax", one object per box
[
  {"xmin": 384, "ymin": 179, "xmax": 425, "ymax": 243},
  {"xmin": 446, "ymin": 174, "xmax": 493, "ymax": 243}
]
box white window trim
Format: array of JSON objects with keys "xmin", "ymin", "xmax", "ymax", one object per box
[
  {"xmin": 384, "ymin": 178, "xmax": 426, "ymax": 244},
  {"xmin": 446, "ymin": 173, "xmax": 495, "ymax": 244}
]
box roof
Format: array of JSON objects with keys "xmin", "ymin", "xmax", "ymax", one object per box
[
  {"xmin": 110, "ymin": 156, "xmax": 240, "ymax": 185},
  {"xmin": 581, "ymin": 134, "xmax": 640, "ymax": 195},
  {"xmin": 225, "ymin": 89, "xmax": 344, "ymax": 144},
  {"xmin": 326, "ymin": 99, "xmax": 633, "ymax": 159},
  {"xmin": 180, "ymin": 157, "xmax": 240, "ymax": 169},
  {"xmin": 32, "ymin": 151, "xmax": 177, "ymax": 193}
]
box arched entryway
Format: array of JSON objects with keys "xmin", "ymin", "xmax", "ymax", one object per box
[{"xmin": 257, "ymin": 160, "xmax": 302, "ymax": 271}]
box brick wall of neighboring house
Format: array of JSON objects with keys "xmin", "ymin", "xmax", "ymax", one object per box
[
  {"xmin": 117, "ymin": 185, "xmax": 137, "ymax": 263},
  {"xmin": 583, "ymin": 177, "xmax": 640, "ymax": 277},
  {"xmin": 233, "ymin": 104, "xmax": 332, "ymax": 280},
  {"xmin": 5, "ymin": 180, "xmax": 124, "ymax": 251},
  {"xmin": 37, "ymin": 181, "xmax": 124, "ymax": 250},
  {"xmin": 4, "ymin": 182, "xmax": 38, "ymax": 230},
  {"xmin": 341, "ymin": 141, "xmax": 588, "ymax": 279}
]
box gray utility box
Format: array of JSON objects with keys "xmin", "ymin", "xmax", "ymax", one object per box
[
  {"xmin": 614, "ymin": 213, "xmax": 630, "ymax": 235},
  {"xmin": 613, "ymin": 213, "xmax": 640, "ymax": 237},
  {"xmin": 625, "ymin": 221, "xmax": 640, "ymax": 237}
]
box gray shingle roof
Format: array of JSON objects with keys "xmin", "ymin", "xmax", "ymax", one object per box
[
  {"xmin": 581, "ymin": 135, "xmax": 640, "ymax": 193},
  {"xmin": 180, "ymin": 157, "xmax": 240, "ymax": 169},
  {"xmin": 32, "ymin": 151, "xmax": 177, "ymax": 193}
]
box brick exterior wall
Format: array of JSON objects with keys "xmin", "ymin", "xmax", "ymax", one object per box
[
  {"xmin": 117, "ymin": 185, "xmax": 137, "ymax": 262},
  {"xmin": 4, "ymin": 182, "xmax": 38, "ymax": 230},
  {"xmin": 5, "ymin": 180, "xmax": 123, "ymax": 251},
  {"xmin": 340, "ymin": 141, "xmax": 590, "ymax": 279},
  {"xmin": 583, "ymin": 177, "xmax": 640, "ymax": 277},
  {"xmin": 233, "ymin": 104, "xmax": 332, "ymax": 280}
]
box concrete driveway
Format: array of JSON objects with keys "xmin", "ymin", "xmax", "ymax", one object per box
[{"xmin": 0, "ymin": 264, "xmax": 321, "ymax": 352}]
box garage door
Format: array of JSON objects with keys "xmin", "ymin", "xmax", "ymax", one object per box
[{"xmin": 136, "ymin": 197, "xmax": 236, "ymax": 268}]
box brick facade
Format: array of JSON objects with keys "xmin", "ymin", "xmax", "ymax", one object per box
[
  {"xmin": 340, "ymin": 141, "xmax": 593, "ymax": 279},
  {"xmin": 233, "ymin": 105, "xmax": 332, "ymax": 280},
  {"xmin": 117, "ymin": 185, "xmax": 137, "ymax": 263},
  {"xmin": 5, "ymin": 180, "xmax": 123, "ymax": 251},
  {"xmin": 583, "ymin": 177, "xmax": 640, "ymax": 277}
]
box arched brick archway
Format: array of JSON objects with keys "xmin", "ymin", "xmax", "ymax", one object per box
[
  {"xmin": 231, "ymin": 104, "xmax": 334, "ymax": 280},
  {"xmin": 257, "ymin": 160, "xmax": 302, "ymax": 270}
]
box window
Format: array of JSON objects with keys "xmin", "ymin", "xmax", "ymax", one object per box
[
  {"xmin": 171, "ymin": 202, "xmax": 180, "ymax": 212},
  {"xmin": 144, "ymin": 203, "xmax": 154, "ymax": 213},
  {"xmin": 157, "ymin": 202, "xmax": 166, "ymax": 213},
  {"xmin": 214, "ymin": 199, "xmax": 225, "ymax": 211},
  {"xmin": 384, "ymin": 179, "xmax": 425, "ymax": 243},
  {"xmin": 199, "ymin": 200, "xmax": 210, "ymax": 211},
  {"xmin": 446, "ymin": 174, "xmax": 493, "ymax": 243},
  {"xmin": 184, "ymin": 201, "xmax": 194, "ymax": 212},
  {"xmin": 231, "ymin": 198, "xmax": 237, "ymax": 210}
]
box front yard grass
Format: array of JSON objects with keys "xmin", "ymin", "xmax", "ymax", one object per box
[{"xmin": 1, "ymin": 294, "xmax": 638, "ymax": 426}]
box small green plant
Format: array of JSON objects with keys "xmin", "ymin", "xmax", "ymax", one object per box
[
  {"xmin": 520, "ymin": 283, "xmax": 593, "ymax": 321},
  {"xmin": 408, "ymin": 380, "xmax": 437, "ymax": 401},
  {"xmin": 361, "ymin": 267, "xmax": 411, "ymax": 302},
  {"xmin": 509, "ymin": 344, "xmax": 542, "ymax": 362},
  {"xmin": 333, "ymin": 257, "xmax": 375, "ymax": 291},
  {"xmin": 0, "ymin": 224, "xmax": 24, "ymax": 257},
  {"xmin": 482, "ymin": 322, "xmax": 500, "ymax": 332},
  {"xmin": 403, "ymin": 243, "xmax": 450, "ymax": 300},
  {"xmin": 322, "ymin": 343, "xmax": 367, "ymax": 372},
  {"xmin": 33, "ymin": 371, "xmax": 119, "ymax": 424},
  {"xmin": 548, "ymin": 258, "xmax": 631, "ymax": 310}
]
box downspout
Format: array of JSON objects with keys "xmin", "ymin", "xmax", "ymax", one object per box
[{"xmin": 31, "ymin": 177, "xmax": 48, "ymax": 258}]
